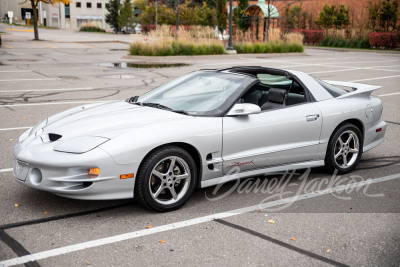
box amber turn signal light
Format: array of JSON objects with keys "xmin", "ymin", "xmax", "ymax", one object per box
[
  {"xmin": 120, "ymin": 173, "xmax": 134, "ymax": 179},
  {"xmin": 88, "ymin": 168, "xmax": 100, "ymax": 178}
]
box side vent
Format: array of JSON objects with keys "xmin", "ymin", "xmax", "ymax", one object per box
[
  {"xmin": 206, "ymin": 153, "xmax": 214, "ymax": 170},
  {"xmin": 48, "ymin": 133, "xmax": 62, "ymax": 142}
]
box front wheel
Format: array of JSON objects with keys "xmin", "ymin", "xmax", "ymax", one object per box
[
  {"xmin": 135, "ymin": 146, "xmax": 197, "ymax": 212},
  {"xmin": 325, "ymin": 124, "xmax": 363, "ymax": 174}
]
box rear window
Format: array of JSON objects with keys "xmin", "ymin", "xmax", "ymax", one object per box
[{"xmin": 314, "ymin": 78, "xmax": 347, "ymax": 97}]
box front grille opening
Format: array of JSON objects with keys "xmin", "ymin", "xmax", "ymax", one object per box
[
  {"xmin": 48, "ymin": 133, "xmax": 62, "ymax": 142},
  {"xmin": 83, "ymin": 182, "xmax": 93, "ymax": 188}
]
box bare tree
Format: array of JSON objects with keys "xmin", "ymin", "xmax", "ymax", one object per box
[{"xmin": 20, "ymin": 0, "xmax": 70, "ymax": 40}]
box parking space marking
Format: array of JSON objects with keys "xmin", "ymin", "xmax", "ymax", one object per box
[
  {"xmin": 1, "ymin": 172, "xmax": 399, "ymax": 267},
  {"xmin": 378, "ymin": 92, "xmax": 400, "ymax": 97},
  {"xmin": 0, "ymin": 70, "xmax": 32, "ymax": 73},
  {"xmin": 0, "ymin": 78, "xmax": 58, "ymax": 82},
  {"xmin": 0, "ymin": 168, "xmax": 13, "ymax": 173},
  {"xmin": 0, "ymin": 87, "xmax": 93, "ymax": 93},
  {"xmin": 38, "ymin": 43, "xmax": 59, "ymax": 49},
  {"xmin": 73, "ymin": 42, "xmax": 98, "ymax": 49},
  {"xmin": 0, "ymin": 127, "xmax": 31, "ymax": 132},
  {"xmin": 215, "ymin": 219, "xmax": 349, "ymax": 267},
  {"xmin": 1, "ymin": 44, "xmax": 13, "ymax": 49},
  {"xmin": 350, "ymin": 75, "xmax": 400, "ymax": 82},
  {"xmin": 0, "ymin": 100, "xmax": 117, "ymax": 108},
  {"xmin": 6, "ymin": 29, "xmax": 33, "ymax": 32}
]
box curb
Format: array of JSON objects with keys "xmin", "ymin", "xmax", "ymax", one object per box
[
  {"xmin": 305, "ymin": 46, "xmax": 400, "ymax": 54},
  {"xmin": 123, "ymin": 52, "xmax": 305, "ymax": 62}
]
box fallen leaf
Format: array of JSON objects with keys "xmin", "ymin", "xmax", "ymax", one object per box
[
  {"xmin": 43, "ymin": 211, "xmax": 50, "ymax": 215},
  {"xmin": 9, "ymin": 139, "xmax": 14, "ymax": 141},
  {"xmin": 159, "ymin": 240, "xmax": 166, "ymax": 244},
  {"xmin": 348, "ymin": 207, "xmax": 352, "ymax": 211},
  {"xmin": 326, "ymin": 248, "xmax": 331, "ymax": 253},
  {"xmin": 14, "ymin": 203, "xmax": 20, "ymax": 207},
  {"xmin": 85, "ymin": 260, "xmax": 92, "ymax": 265},
  {"xmin": 258, "ymin": 209, "xmax": 263, "ymax": 212},
  {"xmin": 290, "ymin": 237, "xmax": 296, "ymax": 241},
  {"xmin": 21, "ymin": 117, "xmax": 25, "ymax": 119},
  {"xmin": 146, "ymin": 226, "xmax": 152, "ymax": 229},
  {"xmin": 267, "ymin": 220, "xmax": 275, "ymax": 224},
  {"xmin": 239, "ymin": 191, "xmax": 244, "ymax": 194}
]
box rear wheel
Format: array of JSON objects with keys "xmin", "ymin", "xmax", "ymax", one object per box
[
  {"xmin": 135, "ymin": 146, "xmax": 197, "ymax": 212},
  {"xmin": 325, "ymin": 124, "xmax": 362, "ymax": 174}
]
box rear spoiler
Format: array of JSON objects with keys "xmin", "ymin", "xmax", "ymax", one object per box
[{"xmin": 323, "ymin": 80, "xmax": 381, "ymax": 99}]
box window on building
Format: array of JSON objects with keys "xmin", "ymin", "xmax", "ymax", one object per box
[
  {"xmin": 65, "ymin": 3, "xmax": 70, "ymax": 18},
  {"xmin": 97, "ymin": 3, "xmax": 102, "ymax": 8},
  {"xmin": 87, "ymin": 2, "xmax": 92, "ymax": 8},
  {"xmin": 76, "ymin": 2, "xmax": 81, "ymax": 7}
]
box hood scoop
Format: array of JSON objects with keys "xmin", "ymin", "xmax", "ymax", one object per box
[{"xmin": 49, "ymin": 133, "xmax": 62, "ymax": 142}]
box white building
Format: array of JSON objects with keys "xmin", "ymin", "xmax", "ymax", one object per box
[
  {"xmin": 41, "ymin": 0, "xmax": 111, "ymax": 30},
  {"xmin": 0, "ymin": 0, "xmax": 31, "ymax": 22},
  {"xmin": 1, "ymin": 0, "xmax": 111, "ymax": 30}
]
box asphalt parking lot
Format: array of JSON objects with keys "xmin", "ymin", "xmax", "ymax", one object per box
[{"xmin": 0, "ymin": 26, "xmax": 399, "ymax": 267}]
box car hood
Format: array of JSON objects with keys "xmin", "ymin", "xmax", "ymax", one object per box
[{"xmin": 42, "ymin": 101, "xmax": 190, "ymax": 139}]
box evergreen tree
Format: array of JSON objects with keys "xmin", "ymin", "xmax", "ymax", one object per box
[
  {"xmin": 316, "ymin": 4, "xmax": 349, "ymax": 29},
  {"xmin": 367, "ymin": 1, "xmax": 380, "ymax": 31},
  {"xmin": 216, "ymin": 0, "xmax": 227, "ymax": 34},
  {"xmin": 378, "ymin": 0, "xmax": 398, "ymax": 32},
  {"xmin": 106, "ymin": 0, "xmax": 121, "ymax": 33},
  {"xmin": 233, "ymin": 0, "xmax": 250, "ymax": 32},
  {"xmin": 118, "ymin": 0, "xmax": 135, "ymax": 31}
]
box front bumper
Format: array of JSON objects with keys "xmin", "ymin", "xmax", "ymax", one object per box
[{"xmin": 13, "ymin": 131, "xmax": 139, "ymax": 200}]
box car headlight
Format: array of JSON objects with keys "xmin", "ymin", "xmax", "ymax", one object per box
[
  {"xmin": 53, "ymin": 136, "xmax": 109, "ymax": 154},
  {"xmin": 29, "ymin": 119, "xmax": 48, "ymax": 137}
]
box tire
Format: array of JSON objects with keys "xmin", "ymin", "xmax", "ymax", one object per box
[
  {"xmin": 135, "ymin": 146, "xmax": 197, "ymax": 212},
  {"xmin": 325, "ymin": 123, "xmax": 363, "ymax": 174}
]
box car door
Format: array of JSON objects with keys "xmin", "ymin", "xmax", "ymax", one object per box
[{"xmin": 222, "ymin": 103, "xmax": 322, "ymax": 174}]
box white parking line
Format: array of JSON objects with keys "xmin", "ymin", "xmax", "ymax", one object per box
[
  {"xmin": 0, "ymin": 168, "xmax": 13, "ymax": 173},
  {"xmin": 1, "ymin": 172, "xmax": 399, "ymax": 267},
  {"xmin": 0, "ymin": 70, "xmax": 32, "ymax": 73},
  {"xmin": 0, "ymin": 100, "xmax": 117, "ymax": 108},
  {"xmin": 349, "ymin": 75, "xmax": 400, "ymax": 82},
  {"xmin": 0, "ymin": 78, "xmax": 58, "ymax": 82},
  {"xmin": 378, "ymin": 92, "xmax": 400, "ymax": 97},
  {"xmin": 0, "ymin": 87, "xmax": 93, "ymax": 93},
  {"xmin": 0, "ymin": 127, "xmax": 31, "ymax": 131}
]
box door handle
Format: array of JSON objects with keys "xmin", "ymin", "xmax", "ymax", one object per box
[{"xmin": 306, "ymin": 114, "xmax": 319, "ymax": 122}]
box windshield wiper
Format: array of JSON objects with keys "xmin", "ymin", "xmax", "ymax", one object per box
[
  {"xmin": 126, "ymin": 96, "xmax": 143, "ymax": 106},
  {"xmin": 141, "ymin": 102, "xmax": 190, "ymax": 116}
]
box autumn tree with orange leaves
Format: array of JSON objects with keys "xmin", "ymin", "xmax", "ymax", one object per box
[{"xmin": 21, "ymin": 0, "xmax": 70, "ymax": 40}]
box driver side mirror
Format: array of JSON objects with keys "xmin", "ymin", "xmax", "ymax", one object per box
[{"xmin": 227, "ymin": 103, "xmax": 261, "ymax": 116}]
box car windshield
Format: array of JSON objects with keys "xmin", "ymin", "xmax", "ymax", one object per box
[{"xmin": 137, "ymin": 71, "xmax": 255, "ymax": 116}]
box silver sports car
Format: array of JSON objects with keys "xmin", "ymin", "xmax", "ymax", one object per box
[{"xmin": 13, "ymin": 67, "xmax": 386, "ymax": 211}]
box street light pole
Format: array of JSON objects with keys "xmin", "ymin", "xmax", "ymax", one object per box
[
  {"xmin": 227, "ymin": 0, "xmax": 233, "ymax": 50},
  {"xmin": 155, "ymin": 0, "xmax": 158, "ymax": 32}
]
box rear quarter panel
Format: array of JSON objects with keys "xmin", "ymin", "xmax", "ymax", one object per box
[{"xmin": 313, "ymin": 96, "xmax": 381, "ymax": 159}]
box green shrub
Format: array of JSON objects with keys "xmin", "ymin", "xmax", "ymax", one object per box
[
  {"xmin": 320, "ymin": 36, "xmax": 370, "ymax": 49},
  {"xmin": 129, "ymin": 40, "xmax": 226, "ymax": 56},
  {"xmin": 233, "ymin": 40, "xmax": 304, "ymax": 54},
  {"xmin": 79, "ymin": 26, "xmax": 106, "ymax": 33}
]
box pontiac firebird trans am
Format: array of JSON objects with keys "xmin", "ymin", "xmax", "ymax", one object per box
[{"xmin": 13, "ymin": 67, "xmax": 386, "ymax": 211}]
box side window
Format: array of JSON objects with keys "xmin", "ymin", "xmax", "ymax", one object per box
[
  {"xmin": 240, "ymin": 83, "xmax": 269, "ymax": 106},
  {"xmin": 242, "ymin": 73, "xmax": 308, "ymax": 111}
]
